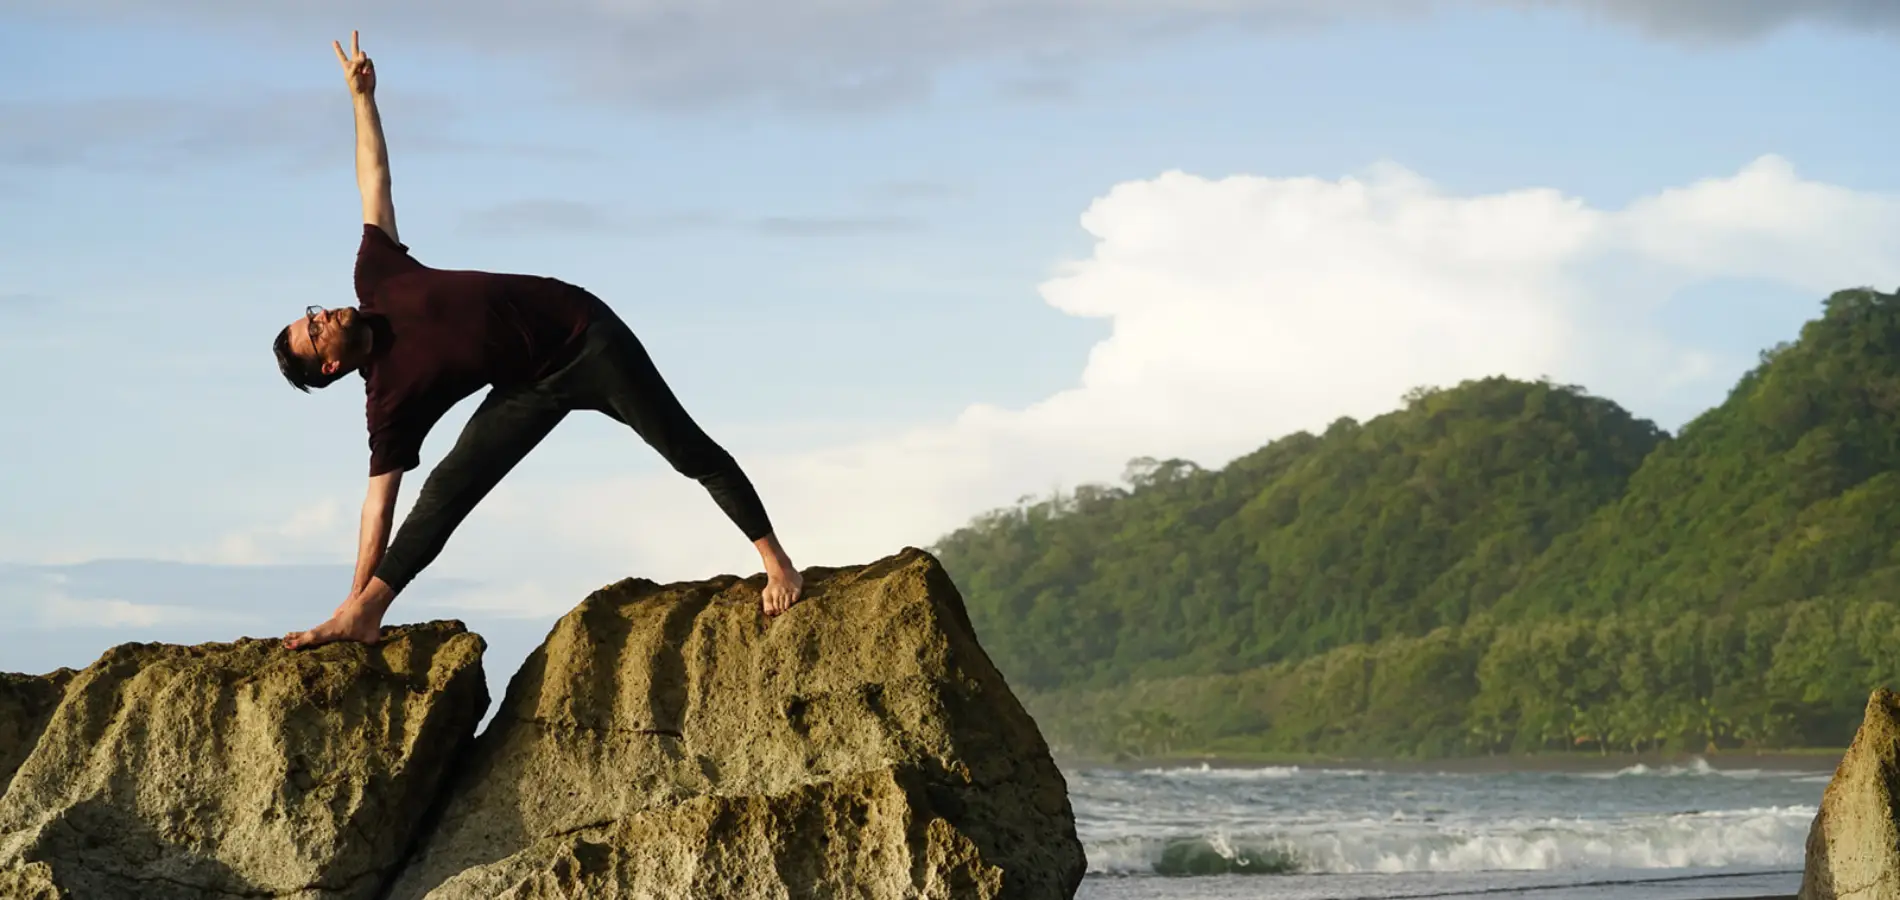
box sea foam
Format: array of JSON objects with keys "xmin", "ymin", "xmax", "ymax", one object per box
[{"xmin": 1080, "ymin": 805, "xmax": 1815, "ymax": 876}]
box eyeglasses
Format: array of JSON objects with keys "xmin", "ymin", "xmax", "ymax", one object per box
[{"xmin": 305, "ymin": 305, "xmax": 323, "ymax": 352}]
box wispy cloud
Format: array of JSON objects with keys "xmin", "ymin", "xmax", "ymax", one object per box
[
  {"xmin": 0, "ymin": 91, "xmax": 346, "ymax": 174},
  {"xmin": 0, "ymin": 91, "xmax": 585, "ymax": 174},
  {"xmin": 869, "ymin": 179, "xmax": 966, "ymax": 203},
  {"xmin": 202, "ymin": 500, "xmax": 352, "ymax": 566},
  {"xmin": 0, "ymin": 568, "xmax": 254, "ymax": 633},
  {"xmin": 1529, "ymin": 0, "xmax": 1900, "ymax": 42},
  {"xmin": 0, "ymin": 559, "xmax": 529, "ymax": 696},
  {"xmin": 996, "ymin": 73, "xmax": 1082, "ymax": 103},
  {"xmin": 461, "ymin": 200, "xmax": 925, "ymax": 239},
  {"xmin": 38, "ymin": 594, "xmax": 218, "ymax": 630},
  {"xmin": 407, "ymin": 580, "xmax": 577, "ymax": 620},
  {"xmin": 463, "ymin": 199, "xmax": 623, "ymax": 237},
  {"xmin": 13, "ymin": 1, "xmax": 1895, "ymax": 114},
  {"xmin": 0, "ymin": 293, "xmax": 48, "ymax": 312},
  {"xmin": 753, "ymin": 214, "xmax": 926, "ymax": 238}
]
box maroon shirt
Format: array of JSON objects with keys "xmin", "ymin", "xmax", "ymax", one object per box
[{"xmin": 354, "ymin": 225, "xmax": 594, "ymax": 476}]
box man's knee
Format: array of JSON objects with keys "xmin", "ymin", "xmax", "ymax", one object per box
[{"xmin": 661, "ymin": 432, "xmax": 739, "ymax": 482}]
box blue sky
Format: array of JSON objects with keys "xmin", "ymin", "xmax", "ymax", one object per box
[{"xmin": 3, "ymin": 1, "xmax": 1898, "ymax": 690}]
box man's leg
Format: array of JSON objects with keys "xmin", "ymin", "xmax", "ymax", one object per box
[
  {"xmin": 577, "ymin": 315, "xmax": 804, "ymax": 615},
  {"xmin": 284, "ymin": 386, "xmax": 567, "ymax": 649}
]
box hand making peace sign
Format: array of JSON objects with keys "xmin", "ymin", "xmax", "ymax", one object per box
[{"xmin": 333, "ymin": 30, "xmax": 376, "ymax": 97}]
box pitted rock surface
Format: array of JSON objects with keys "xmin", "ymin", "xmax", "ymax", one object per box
[
  {"xmin": 0, "ymin": 549, "xmax": 1082, "ymax": 899},
  {"xmin": 0, "ymin": 671, "xmax": 73, "ymax": 798},
  {"xmin": 0, "ymin": 622, "xmax": 488, "ymax": 900},
  {"xmin": 386, "ymin": 547, "xmax": 1084, "ymax": 900},
  {"xmin": 1799, "ymin": 688, "xmax": 1900, "ymax": 900}
]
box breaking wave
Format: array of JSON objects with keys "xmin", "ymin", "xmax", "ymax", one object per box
[
  {"xmin": 1581, "ymin": 756, "xmax": 1834, "ymax": 781},
  {"xmin": 1081, "ymin": 806, "xmax": 1815, "ymax": 876},
  {"xmin": 1136, "ymin": 762, "xmax": 1372, "ymax": 779}
]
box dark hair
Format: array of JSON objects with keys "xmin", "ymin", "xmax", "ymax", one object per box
[{"xmin": 273, "ymin": 325, "xmax": 345, "ymax": 392}]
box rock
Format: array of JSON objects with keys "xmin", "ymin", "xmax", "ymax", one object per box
[
  {"xmin": 1799, "ymin": 688, "xmax": 1900, "ymax": 900},
  {"xmin": 0, "ymin": 861, "xmax": 60, "ymax": 900},
  {"xmin": 0, "ymin": 621, "xmax": 489, "ymax": 900},
  {"xmin": 0, "ymin": 670, "xmax": 74, "ymax": 798},
  {"xmin": 0, "ymin": 549, "xmax": 1083, "ymax": 899},
  {"xmin": 386, "ymin": 547, "xmax": 1085, "ymax": 900}
]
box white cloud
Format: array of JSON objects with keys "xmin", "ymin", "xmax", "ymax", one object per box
[
  {"xmin": 422, "ymin": 154, "xmax": 1900, "ymax": 584},
  {"xmin": 406, "ymin": 580, "xmax": 576, "ymax": 620},
  {"xmin": 38, "ymin": 595, "xmax": 208, "ymax": 629},
  {"xmin": 1, "ymin": 576, "xmax": 226, "ymax": 630},
  {"xmin": 46, "ymin": 155, "xmax": 1894, "ymax": 605},
  {"xmin": 199, "ymin": 498, "xmax": 353, "ymax": 566},
  {"xmin": 1614, "ymin": 155, "xmax": 1900, "ymax": 289}
]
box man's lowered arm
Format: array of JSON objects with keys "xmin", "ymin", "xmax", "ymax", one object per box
[{"xmin": 351, "ymin": 470, "xmax": 402, "ymax": 597}]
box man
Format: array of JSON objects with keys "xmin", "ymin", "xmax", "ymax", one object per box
[{"xmin": 274, "ymin": 32, "xmax": 804, "ymax": 650}]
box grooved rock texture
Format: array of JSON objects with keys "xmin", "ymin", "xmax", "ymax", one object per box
[
  {"xmin": 0, "ymin": 621, "xmax": 489, "ymax": 900},
  {"xmin": 386, "ymin": 547, "xmax": 1085, "ymax": 900},
  {"xmin": 1799, "ymin": 688, "xmax": 1900, "ymax": 900},
  {"xmin": 0, "ymin": 549, "xmax": 1080, "ymax": 899},
  {"xmin": 0, "ymin": 671, "xmax": 73, "ymax": 798}
]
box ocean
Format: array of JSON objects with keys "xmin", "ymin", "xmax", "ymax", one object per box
[{"xmin": 1065, "ymin": 756, "xmax": 1825, "ymax": 900}]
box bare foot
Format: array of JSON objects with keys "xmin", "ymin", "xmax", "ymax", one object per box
[
  {"xmin": 752, "ymin": 532, "xmax": 805, "ymax": 618},
  {"xmin": 283, "ymin": 599, "xmax": 385, "ymax": 650},
  {"xmin": 762, "ymin": 566, "xmax": 804, "ymax": 617}
]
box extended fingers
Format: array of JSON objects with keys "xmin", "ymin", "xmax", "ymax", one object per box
[{"xmin": 333, "ymin": 39, "xmax": 348, "ymax": 66}]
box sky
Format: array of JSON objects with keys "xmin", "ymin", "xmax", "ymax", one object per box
[{"xmin": 3, "ymin": 1, "xmax": 1899, "ymax": 696}]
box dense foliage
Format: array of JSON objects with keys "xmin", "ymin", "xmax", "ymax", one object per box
[
  {"xmin": 1026, "ymin": 599, "xmax": 1896, "ymax": 759},
  {"xmin": 1495, "ymin": 288, "xmax": 1900, "ymax": 622},
  {"xmin": 935, "ymin": 376, "xmax": 1667, "ymax": 691},
  {"xmin": 933, "ymin": 288, "xmax": 1900, "ymax": 757}
]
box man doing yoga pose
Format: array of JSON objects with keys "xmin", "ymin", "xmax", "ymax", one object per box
[{"xmin": 274, "ymin": 32, "xmax": 804, "ymax": 650}]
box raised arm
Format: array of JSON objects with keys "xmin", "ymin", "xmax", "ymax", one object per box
[{"xmin": 334, "ymin": 31, "xmax": 397, "ymax": 242}]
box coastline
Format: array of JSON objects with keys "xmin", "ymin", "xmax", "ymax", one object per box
[{"xmin": 1054, "ymin": 747, "xmax": 1844, "ymax": 775}]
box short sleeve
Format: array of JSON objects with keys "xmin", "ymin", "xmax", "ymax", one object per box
[
  {"xmin": 367, "ymin": 422, "xmax": 422, "ymax": 477},
  {"xmin": 365, "ymin": 384, "xmax": 451, "ymax": 477},
  {"xmin": 354, "ymin": 224, "xmax": 424, "ymax": 305}
]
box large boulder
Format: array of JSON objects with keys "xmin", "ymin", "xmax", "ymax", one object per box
[
  {"xmin": 386, "ymin": 547, "xmax": 1085, "ymax": 900},
  {"xmin": 1799, "ymin": 688, "xmax": 1900, "ymax": 900},
  {"xmin": 0, "ymin": 621, "xmax": 489, "ymax": 900}
]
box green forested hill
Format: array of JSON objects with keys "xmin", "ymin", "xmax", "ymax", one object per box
[
  {"xmin": 933, "ymin": 376, "xmax": 1666, "ymax": 691},
  {"xmin": 932, "ymin": 287, "xmax": 1900, "ymax": 758},
  {"xmin": 1494, "ymin": 287, "xmax": 1900, "ymax": 622}
]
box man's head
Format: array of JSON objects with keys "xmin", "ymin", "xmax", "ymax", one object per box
[{"xmin": 274, "ymin": 305, "xmax": 373, "ymax": 392}]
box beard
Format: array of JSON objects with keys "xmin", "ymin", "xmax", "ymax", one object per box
[{"xmin": 333, "ymin": 308, "xmax": 374, "ymax": 357}]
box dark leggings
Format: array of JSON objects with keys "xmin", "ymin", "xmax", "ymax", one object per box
[{"xmin": 373, "ymin": 303, "xmax": 774, "ymax": 594}]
